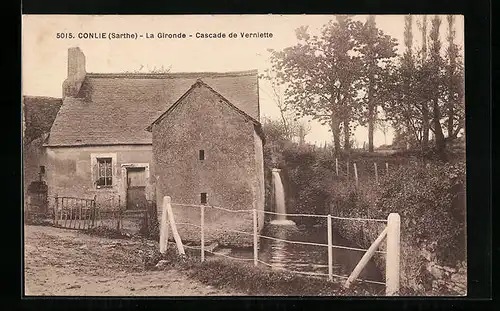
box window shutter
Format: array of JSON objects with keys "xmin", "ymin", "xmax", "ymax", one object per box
[
  {"xmin": 92, "ymin": 163, "xmax": 98, "ymax": 188},
  {"xmin": 99, "ymin": 161, "xmax": 105, "ymax": 178}
]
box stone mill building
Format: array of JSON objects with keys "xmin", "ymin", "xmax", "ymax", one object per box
[{"xmin": 40, "ymin": 47, "xmax": 265, "ymax": 246}]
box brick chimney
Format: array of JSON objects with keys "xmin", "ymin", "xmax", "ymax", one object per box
[
  {"xmin": 68, "ymin": 47, "xmax": 86, "ymax": 77},
  {"xmin": 62, "ymin": 47, "xmax": 86, "ymax": 98}
]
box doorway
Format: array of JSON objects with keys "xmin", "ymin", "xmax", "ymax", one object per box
[{"xmin": 126, "ymin": 167, "xmax": 147, "ymax": 210}]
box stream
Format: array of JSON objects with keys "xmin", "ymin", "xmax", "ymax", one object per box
[{"xmin": 229, "ymin": 222, "xmax": 384, "ymax": 287}]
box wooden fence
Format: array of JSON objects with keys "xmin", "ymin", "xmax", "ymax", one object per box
[
  {"xmin": 332, "ymin": 157, "xmax": 433, "ymax": 189},
  {"xmin": 52, "ymin": 195, "xmax": 157, "ymax": 235},
  {"xmin": 53, "ymin": 195, "xmax": 97, "ymax": 230}
]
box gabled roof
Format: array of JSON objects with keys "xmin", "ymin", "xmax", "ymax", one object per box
[
  {"xmin": 147, "ymin": 79, "xmax": 260, "ymax": 131},
  {"xmin": 45, "ymin": 70, "xmax": 259, "ymax": 146}
]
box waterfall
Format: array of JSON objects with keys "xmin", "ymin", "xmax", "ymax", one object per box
[
  {"xmin": 273, "ymin": 170, "xmax": 286, "ymax": 220},
  {"xmin": 270, "ymin": 168, "xmax": 295, "ymax": 226}
]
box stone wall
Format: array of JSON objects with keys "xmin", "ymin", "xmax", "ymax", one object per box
[{"xmin": 421, "ymin": 244, "xmax": 467, "ymax": 295}]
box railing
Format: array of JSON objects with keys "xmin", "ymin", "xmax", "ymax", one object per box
[
  {"xmin": 159, "ymin": 196, "xmax": 401, "ymax": 296},
  {"xmin": 53, "ymin": 195, "xmax": 97, "ymax": 230},
  {"xmin": 51, "ymin": 195, "xmax": 156, "ymax": 235}
]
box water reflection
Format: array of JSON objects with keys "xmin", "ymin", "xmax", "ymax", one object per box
[{"xmin": 257, "ymin": 224, "xmax": 384, "ymax": 283}]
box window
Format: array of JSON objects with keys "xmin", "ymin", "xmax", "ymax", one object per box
[
  {"xmin": 96, "ymin": 158, "xmax": 113, "ymax": 187},
  {"xmin": 199, "ymin": 150, "xmax": 205, "ymax": 160},
  {"xmin": 200, "ymin": 193, "xmax": 207, "ymax": 204}
]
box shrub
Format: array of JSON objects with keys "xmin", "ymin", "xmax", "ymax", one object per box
[{"xmin": 375, "ymin": 161, "xmax": 466, "ymax": 266}]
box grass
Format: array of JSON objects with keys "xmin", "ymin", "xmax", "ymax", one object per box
[
  {"xmin": 147, "ymin": 249, "xmax": 384, "ymax": 296},
  {"xmin": 83, "ymin": 226, "xmax": 132, "ymax": 239}
]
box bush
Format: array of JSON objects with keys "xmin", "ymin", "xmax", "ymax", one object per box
[{"xmin": 375, "ymin": 161, "xmax": 466, "ymax": 266}]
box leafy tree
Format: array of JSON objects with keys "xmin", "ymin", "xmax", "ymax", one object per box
[
  {"xmin": 267, "ymin": 16, "xmax": 363, "ymax": 154},
  {"xmin": 259, "ymin": 68, "xmax": 312, "ymax": 142},
  {"xmin": 376, "ymin": 114, "xmax": 391, "ymax": 146},
  {"xmin": 261, "ymin": 117, "xmax": 289, "ymax": 147},
  {"xmin": 261, "ymin": 116, "xmax": 311, "ymax": 147}
]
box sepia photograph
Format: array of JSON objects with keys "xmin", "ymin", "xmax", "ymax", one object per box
[{"xmin": 22, "ymin": 14, "xmax": 466, "ymax": 297}]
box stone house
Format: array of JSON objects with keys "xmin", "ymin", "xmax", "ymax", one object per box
[
  {"xmin": 147, "ymin": 79, "xmax": 265, "ymax": 247},
  {"xmin": 43, "ymin": 47, "xmax": 265, "ymax": 245}
]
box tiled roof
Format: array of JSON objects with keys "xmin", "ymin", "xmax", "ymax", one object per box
[{"xmin": 45, "ymin": 70, "xmax": 259, "ymax": 146}]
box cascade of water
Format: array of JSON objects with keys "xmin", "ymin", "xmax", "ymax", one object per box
[{"xmin": 270, "ymin": 168, "xmax": 295, "ymax": 226}]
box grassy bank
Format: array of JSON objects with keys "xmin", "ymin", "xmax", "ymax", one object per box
[{"xmin": 146, "ymin": 249, "xmax": 383, "ymax": 296}]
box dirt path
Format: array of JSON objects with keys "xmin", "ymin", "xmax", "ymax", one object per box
[{"xmin": 24, "ymin": 225, "xmax": 242, "ymax": 296}]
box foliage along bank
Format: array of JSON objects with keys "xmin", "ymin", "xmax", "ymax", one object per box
[{"xmin": 264, "ymin": 142, "xmax": 466, "ymax": 295}]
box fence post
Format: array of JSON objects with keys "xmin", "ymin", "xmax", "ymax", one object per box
[
  {"xmin": 386, "ymin": 162, "xmax": 389, "ymax": 175},
  {"xmin": 71, "ymin": 199, "xmax": 76, "ymax": 228},
  {"xmin": 253, "ymin": 208, "xmax": 258, "ymax": 266},
  {"xmin": 92, "ymin": 195, "xmax": 96, "ymax": 228},
  {"xmin": 159, "ymin": 196, "xmax": 169, "ymax": 254},
  {"xmin": 386, "ymin": 213, "xmax": 401, "ymax": 296},
  {"xmin": 63, "ymin": 198, "xmax": 68, "ymax": 228},
  {"xmin": 60, "ymin": 197, "xmax": 64, "ymax": 225},
  {"xmin": 78, "ymin": 201, "xmax": 82, "ymax": 229},
  {"xmin": 83, "ymin": 200, "xmax": 88, "ymax": 230},
  {"xmin": 200, "ymin": 204, "xmax": 205, "ymax": 262},
  {"xmin": 68, "ymin": 199, "xmax": 72, "ymax": 228},
  {"xmin": 344, "ymin": 227, "xmax": 387, "ymax": 289},
  {"xmin": 354, "ymin": 162, "xmax": 359, "ymax": 188},
  {"xmin": 335, "ymin": 158, "xmax": 339, "ymax": 176},
  {"xmin": 346, "ymin": 161, "xmax": 350, "ymax": 180},
  {"xmin": 327, "ymin": 214, "xmax": 333, "ymax": 282},
  {"xmin": 164, "ymin": 196, "xmax": 185, "ymax": 255},
  {"xmin": 374, "ymin": 162, "xmax": 379, "ymax": 184},
  {"xmin": 54, "ymin": 194, "xmax": 58, "ymax": 226},
  {"xmin": 66, "ymin": 198, "xmax": 72, "ymax": 228}
]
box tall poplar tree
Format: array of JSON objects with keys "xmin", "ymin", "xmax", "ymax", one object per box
[
  {"xmin": 428, "ymin": 15, "xmax": 447, "ymax": 158},
  {"xmin": 356, "ymin": 15, "xmax": 398, "ymax": 152}
]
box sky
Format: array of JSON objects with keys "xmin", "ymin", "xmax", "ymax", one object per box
[{"xmin": 22, "ymin": 15, "xmax": 464, "ymax": 147}]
